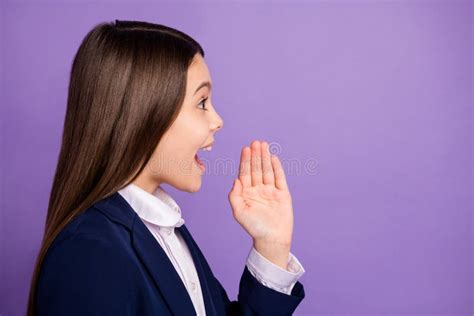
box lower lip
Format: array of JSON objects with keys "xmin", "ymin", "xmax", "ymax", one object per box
[{"xmin": 194, "ymin": 154, "xmax": 205, "ymax": 173}]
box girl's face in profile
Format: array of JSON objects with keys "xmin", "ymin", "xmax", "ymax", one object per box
[{"xmin": 135, "ymin": 54, "xmax": 224, "ymax": 193}]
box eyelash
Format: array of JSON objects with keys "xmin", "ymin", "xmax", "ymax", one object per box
[{"xmin": 198, "ymin": 97, "xmax": 209, "ymax": 111}]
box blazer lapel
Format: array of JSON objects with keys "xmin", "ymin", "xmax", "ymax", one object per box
[
  {"xmin": 94, "ymin": 192, "xmax": 197, "ymax": 315},
  {"xmin": 177, "ymin": 224, "xmax": 218, "ymax": 316}
]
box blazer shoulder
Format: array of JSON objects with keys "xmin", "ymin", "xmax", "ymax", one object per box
[
  {"xmin": 41, "ymin": 205, "xmax": 140, "ymax": 285},
  {"xmin": 36, "ymin": 218, "xmax": 143, "ymax": 316},
  {"xmin": 38, "ymin": 204, "xmax": 142, "ymax": 290},
  {"xmin": 49, "ymin": 204, "xmax": 130, "ymax": 252}
]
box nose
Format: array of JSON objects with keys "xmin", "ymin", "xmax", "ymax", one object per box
[{"xmin": 211, "ymin": 110, "xmax": 224, "ymax": 132}]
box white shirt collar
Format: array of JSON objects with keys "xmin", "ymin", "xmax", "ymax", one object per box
[{"xmin": 117, "ymin": 183, "xmax": 185, "ymax": 228}]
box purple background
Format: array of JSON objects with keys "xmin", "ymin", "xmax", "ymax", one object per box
[{"xmin": 1, "ymin": 1, "xmax": 472, "ymax": 315}]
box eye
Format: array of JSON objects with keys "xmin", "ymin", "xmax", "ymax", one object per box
[{"xmin": 197, "ymin": 97, "xmax": 209, "ymax": 111}]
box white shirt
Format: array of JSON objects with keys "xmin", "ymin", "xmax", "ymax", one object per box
[{"xmin": 117, "ymin": 183, "xmax": 305, "ymax": 316}]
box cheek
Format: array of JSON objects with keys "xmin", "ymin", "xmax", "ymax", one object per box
[
  {"xmin": 153, "ymin": 112, "xmax": 209, "ymax": 169},
  {"xmin": 175, "ymin": 114, "xmax": 209, "ymax": 148},
  {"xmin": 147, "ymin": 143, "xmax": 191, "ymax": 178}
]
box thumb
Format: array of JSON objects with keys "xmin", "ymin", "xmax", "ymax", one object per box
[
  {"xmin": 232, "ymin": 178, "xmax": 242, "ymax": 195},
  {"xmin": 228, "ymin": 179, "xmax": 244, "ymax": 207},
  {"xmin": 229, "ymin": 178, "xmax": 242, "ymax": 196}
]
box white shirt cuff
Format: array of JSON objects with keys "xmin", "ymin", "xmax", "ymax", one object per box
[{"xmin": 245, "ymin": 246, "xmax": 305, "ymax": 295}]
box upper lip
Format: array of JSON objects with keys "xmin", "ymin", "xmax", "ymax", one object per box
[{"xmin": 200, "ymin": 140, "xmax": 214, "ymax": 149}]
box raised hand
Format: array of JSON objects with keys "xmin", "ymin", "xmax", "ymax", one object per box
[{"xmin": 228, "ymin": 140, "xmax": 294, "ymax": 269}]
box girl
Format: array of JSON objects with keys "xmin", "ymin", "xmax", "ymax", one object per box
[{"xmin": 27, "ymin": 19, "xmax": 306, "ymax": 315}]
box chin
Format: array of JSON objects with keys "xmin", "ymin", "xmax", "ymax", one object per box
[
  {"xmin": 172, "ymin": 175, "xmax": 202, "ymax": 193},
  {"xmin": 187, "ymin": 178, "xmax": 202, "ymax": 193}
]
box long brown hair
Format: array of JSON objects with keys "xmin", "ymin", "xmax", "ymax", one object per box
[{"xmin": 27, "ymin": 19, "xmax": 204, "ymax": 315}]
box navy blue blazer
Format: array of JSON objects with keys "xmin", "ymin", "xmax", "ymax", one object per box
[{"xmin": 36, "ymin": 191, "xmax": 305, "ymax": 315}]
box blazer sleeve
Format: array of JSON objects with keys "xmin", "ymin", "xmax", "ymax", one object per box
[
  {"xmin": 213, "ymin": 265, "xmax": 305, "ymax": 316},
  {"xmin": 36, "ymin": 235, "xmax": 141, "ymax": 316}
]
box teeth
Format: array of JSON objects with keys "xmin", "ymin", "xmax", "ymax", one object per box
[{"xmin": 202, "ymin": 145, "xmax": 212, "ymax": 151}]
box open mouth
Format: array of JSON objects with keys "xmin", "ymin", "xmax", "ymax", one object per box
[
  {"xmin": 194, "ymin": 142, "xmax": 213, "ymax": 173},
  {"xmin": 194, "ymin": 153, "xmax": 205, "ymax": 172}
]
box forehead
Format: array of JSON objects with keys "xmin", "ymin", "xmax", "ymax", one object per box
[{"xmin": 187, "ymin": 55, "xmax": 211, "ymax": 93}]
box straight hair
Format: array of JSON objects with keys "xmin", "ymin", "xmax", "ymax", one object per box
[{"xmin": 27, "ymin": 19, "xmax": 205, "ymax": 315}]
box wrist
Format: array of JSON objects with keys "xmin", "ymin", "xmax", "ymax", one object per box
[{"xmin": 252, "ymin": 238, "xmax": 291, "ymax": 270}]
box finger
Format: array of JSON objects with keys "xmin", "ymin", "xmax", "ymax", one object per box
[
  {"xmin": 238, "ymin": 146, "xmax": 251, "ymax": 188},
  {"xmin": 251, "ymin": 140, "xmax": 263, "ymax": 186},
  {"xmin": 261, "ymin": 141, "xmax": 275, "ymax": 186},
  {"xmin": 230, "ymin": 178, "xmax": 242, "ymax": 195},
  {"xmin": 228, "ymin": 178, "xmax": 245, "ymax": 213},
  {"xmin": 272, "ymin": 154, "xmax": 288, "ymax": 191}
]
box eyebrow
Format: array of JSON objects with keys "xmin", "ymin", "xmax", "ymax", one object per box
[{"xmin": 193, "ymin": 81, "xmax": 212, "ymax": 96}]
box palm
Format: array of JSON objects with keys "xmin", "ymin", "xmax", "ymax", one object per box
[{"xmin": 228, "ymin": 141, "xmax": 294, "ymax": 246}]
